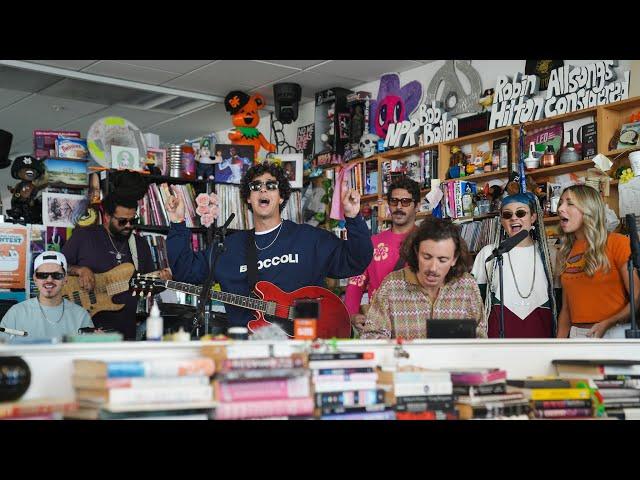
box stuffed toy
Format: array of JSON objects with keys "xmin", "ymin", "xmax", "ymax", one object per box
[
  {"xmin": 6, "ymin": 155, "xmax": 45, "ymax": 224},
  {"xmin": 224, "ymin": 90, "xmax": 276, "ymax": 161}
]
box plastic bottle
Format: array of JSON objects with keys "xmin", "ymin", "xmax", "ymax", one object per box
[{"xmin": 146, "ymin": 301, "xmax": 163, "ymax": 341}]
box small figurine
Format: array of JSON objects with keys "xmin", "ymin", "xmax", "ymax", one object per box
[
  {"xmin": 224, "ymin": 90, "xmax": 276, "ymax": 161},
  {"xmin": 196, "ymin": 137, "xmax": 216, "ymax": 181}
]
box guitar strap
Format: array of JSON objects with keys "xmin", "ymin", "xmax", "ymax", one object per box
[
  {"xmin": 392, "ymin": 254, "xmax": 405, "ymax": 272},
  {"xmin": 128, "ymin": 234, "xmax": 139, "ymax": 271},
  {"xmin": 246, "ymin": 229, "xmax": 258, "ymax": 293}
]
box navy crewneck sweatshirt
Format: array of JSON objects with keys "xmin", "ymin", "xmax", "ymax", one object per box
[{"xmin": 167, "ymin": 216, "xmax": 373, "ymax": 327}]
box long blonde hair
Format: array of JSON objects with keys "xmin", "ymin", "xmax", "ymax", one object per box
[{"xmin": 558, "ymin": 184, "xmax": 610, "ymax": 276}]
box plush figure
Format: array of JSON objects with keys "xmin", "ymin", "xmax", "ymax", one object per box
[
  {"xmin": 11, "ymin": 154, "xmax": 44, "ymax": 181},
  {"xmin": 224, "ymin": 90, "xmax": 276, "ymax": 161},
  {"xmin": 196, "ymin": 136, "xmax": 216, "ymax": 181},
  {"xmin": 7, "ymin": 180, "xmax": 42, "ymax": 224}
]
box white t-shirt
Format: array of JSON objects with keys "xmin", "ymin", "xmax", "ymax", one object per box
[{"xmin": 472, "ymin": 243, "xmax": 556, "ymax": 320}]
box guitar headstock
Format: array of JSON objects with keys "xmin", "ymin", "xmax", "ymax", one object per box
[{"xmin": 130, "ymin": 274, "xmax": 167, "ymax": 296}]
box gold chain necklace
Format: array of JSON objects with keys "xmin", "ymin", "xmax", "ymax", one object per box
[{"xmin": 507, "ymin": 244, "xmax": 536, "ymax": 299}]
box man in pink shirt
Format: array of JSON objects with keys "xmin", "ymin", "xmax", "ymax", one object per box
[{"xmin": 345, "ymin": 177, "xmax": 420, "ymax": 333}]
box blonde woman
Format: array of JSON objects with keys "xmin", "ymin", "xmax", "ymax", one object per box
[{"xmin": 556, "ymin": 185, "xmax": 640, "ymax": 338}]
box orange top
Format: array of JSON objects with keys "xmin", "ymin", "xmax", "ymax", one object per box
[{"xmin": 561, "ymin": 233, "xmax": 631, "ymax": 324}]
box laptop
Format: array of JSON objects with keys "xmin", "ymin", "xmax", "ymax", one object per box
[{"xmin": 427, "ymin": 319, "xmax": 477, "ymax": 339}]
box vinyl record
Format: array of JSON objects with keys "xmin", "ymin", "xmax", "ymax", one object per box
[{"xmin": 87, "ymin": 116, "xmax": 147, "ymax": 168}]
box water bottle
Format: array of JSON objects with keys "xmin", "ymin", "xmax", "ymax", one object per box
[{"xmin": 146, "ymin": 301, "xmax": 163, "ymax": 341}]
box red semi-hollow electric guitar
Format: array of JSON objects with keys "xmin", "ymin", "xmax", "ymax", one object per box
[{"xmin": 130, "ymin": 275, "xmax": 351, "ymax": 338}]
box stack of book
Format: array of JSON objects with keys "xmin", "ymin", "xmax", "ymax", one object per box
[
  {"xmin": 213, "ymin": 353, "xmax": 314, "ymax": 420},
  {"xmin": 67, "ymin": 357, "xmax": 216, "ymax": 420},
  {"xmin": 0, "ymin": 397, "xmax": 78, "ymax": 420},
  {"xmin": 451, "ymin": 368, "xmax": 529, "ymax": 419},
  {"xmin": 309, "ymin": 351, "xmax": 392, "ymax": 420},
  {"xmin": 378, "ymin": 366, "xmax": 457, "ymax": 420},
  {"xmin": 507, "ymin": 377, "xmax": 595, "ymax": 419},
  {"xmin": 553, "ymin": 359, "xmax": 640, "ymax": 419}
]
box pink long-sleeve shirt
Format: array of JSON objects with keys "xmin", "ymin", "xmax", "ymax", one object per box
[{"xmin": 344, "ymin": 228, "xmax": 411, "ymax": 315}]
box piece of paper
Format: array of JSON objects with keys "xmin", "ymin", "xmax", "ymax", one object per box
[
  {"xmin": 619, "ymin": 176, "xmax": 640, "ymax": 217},
  {"xmin": 592, "ymin": 153, "xmax": 613, "ymax": 172}
]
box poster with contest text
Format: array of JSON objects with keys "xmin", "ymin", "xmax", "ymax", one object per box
[{"xmin": 0, "ymin": 224, "xmax": 28, "ymax": 290}]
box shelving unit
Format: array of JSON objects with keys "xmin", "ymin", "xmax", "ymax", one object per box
[{"xmin": 526, "ymin": 159, "xmax": 595, "ymax": 178}]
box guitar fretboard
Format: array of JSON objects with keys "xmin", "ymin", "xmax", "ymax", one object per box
[{"xmin": 162, "ymin": 280, "xmax": 269, "ymax": 313}]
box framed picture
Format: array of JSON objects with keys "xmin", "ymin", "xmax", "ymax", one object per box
[
  {"xmin": 275, "ymin": 153, "xmax": 303, "ymax": 189},
  {"xmin": 44, "ymin": 158, "xmax": 88, "ymax": 188},
  {"xmin": 214, "ymin": 144, "xmax": 254, "ymax": 185},
  {"xmin": 111, "ymin": 145, "xmax": 142, "ymax": 171},
  {"xmin": 146, "ymin": 148, "xmax": 167, "ymax": 174},
  {"xmin": 41, "ymin": 192, "xmax": 88, "ymax": 228}
]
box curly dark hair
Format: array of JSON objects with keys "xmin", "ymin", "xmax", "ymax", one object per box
[
  {"xmin": 401, "ymin": 216, "xmax": 471, "ymax": 282},
  {"xmin": 103, "ymin": 193, "xmax": 139, "ymax": 215},
  {"xmin": 386, "ymin": 176, "xmax": 421, "ymax": 205},
  {"xmin": 240, "ymin": 161, "xmax": 291, "ymax": 212}
]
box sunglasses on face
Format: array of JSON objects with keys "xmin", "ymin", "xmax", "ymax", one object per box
[
  {"xmin": 248, "ymin": 180, "xmax": 279, "ymax": 192},
  {"xmin": 501, "ymin": 209, "xmax": 529, "ymax": 220},
  {"xmin": 113, "ymin": 216, "xmax": 139, "ymax": 226},
  {"xmin": 389, "ymin": 197, "xmax": 414, "ymax": 207},
  {"xmin": 35, "ymin": 272, "xmax": 65, "ymax": 280}
]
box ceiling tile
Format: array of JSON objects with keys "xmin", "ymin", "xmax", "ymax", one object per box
[
  {"xmin": 308, "ymin": 60, "xmax": 423, "ymax": 82},
  {"xmin": 0, "ymin": 88, "xmax": 32, "ymax": 109},
  {"xmin": 148, "ymin": 104, "xmax": 231, "ymax": 145},
  {"xmin": 39, "ymin": 78, "xmax": 144, "ymax": 105},
  {"xmin": 116, "ymin": 60, "xmax": 215, "ymax": 74},
  {"xmin": 250, "ymin": 85, "xmax": 314, "ymax": 105},
  {"xmin": 82, "ymin": 61, "xmax": 181, "ymax": 85},
  {"xmin": 172, "ymin": 61, "xmax": 297, "ymax": 90},
  {"xmin": 414, "ymin": 60, "xmax": 440, "ymax": 64},
  {"xmin": 27, "ymin": 60, "xmax": 99, "ymax": 70},
  {"xmin": 0, "ymin": 66, "xmax": 64, "ymax": 93},
  {"xmin": 260, "ymin": 60, "xmax": 327, "ymax": 70},
  {"xmin": 8, "ymin": 138, "xmax": 34, "ymax": 157},
  {"xmin": 0, "ymin": 94, "xmax": 108, "ymax": 146},
  {"xmin": 163, "ymin": 61, "xmax": 253, "ymax": 96},
  {"xmin": 60, "ymin": 106, "xmax": 175, "ymax": 135},
  {"xmin": 273, "ymin": 71, "xmax": 361, "ymax": 99}
]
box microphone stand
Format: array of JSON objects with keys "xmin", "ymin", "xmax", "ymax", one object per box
[
  {"xmin": 492, "ymin": 248, "xmax": 506, "ymax": 339},
  {"xmin": 193, "ymin": 213, "xmax": 235, "ymax": 338},
  {"xmin": 625, "ymin": 257, "xmax": 639, "ymax": 338}
]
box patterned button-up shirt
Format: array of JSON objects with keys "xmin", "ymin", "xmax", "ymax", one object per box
[{"xmin": 360, "ymin": 267, "xmax": 486, "ymax": 339}]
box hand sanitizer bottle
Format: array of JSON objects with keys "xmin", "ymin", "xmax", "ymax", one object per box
[{"xmin": 146, "ymin": 301, "xmax": 163, "ymax": 341}]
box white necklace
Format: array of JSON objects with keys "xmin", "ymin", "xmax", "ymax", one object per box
[
  {"xmin": 38, "ymin": 299, "xmax": 65, "ymax": 324},
  {"xmin": 106, "ymin": 231, "xmax": 125, "ymax": 263},
  {"xmin": 255, "ymin": 222, "xmax": 284, "ymax": 251},
  {"xmin": 507, "ymin": 244, "xmax": 536, "ymax": 299}
]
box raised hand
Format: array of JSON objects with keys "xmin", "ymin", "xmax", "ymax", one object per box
[
  {"xmin": 166, "ymin": 188, "xmax": 185, "ymax": 223},
  {"xmin": 341, "ymin": 179, "xmax": 361, "ymax": 218}
]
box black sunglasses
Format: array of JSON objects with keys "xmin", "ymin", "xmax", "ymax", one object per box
[
  {"xmin": 113, "ymin": 216, "xmax": 139, "ymax": 226},
  {"xmin": 501, "ymin": 209, "xmax": 529, "ymax": 220},
  {"xmin": 35, "ymin": 272, "xmax": 65, "ymax": 280},
  {"xmin": 389, "ymin": 197, "xmax": 414, "ymax": 207},
  {"xmin": 249, "ymin": 180, "xmax": 279, "ymax": 192}
]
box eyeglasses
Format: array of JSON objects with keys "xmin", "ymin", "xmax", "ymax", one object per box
[
  {"xmin": 501, "ymin": 209, "xmax": 529, "ymax": 220},
  {"xmin": 113, "ymin": 216, "xmax": 139, "ymax": 226},
  {"xmin": 35, "ymin": 272, "xmax": 65, "ymax": 280},
  {"xmin": 389, "ymin": 197, "xmax": 414, "ymax": 207},
  {"xmin": 248, "ymin": 180, "xmax": 279, "ymax": 192}
]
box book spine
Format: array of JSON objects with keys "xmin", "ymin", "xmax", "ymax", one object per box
[
  {"xmin": 471, "ymin": 402, "xmax": 531, "ymax": 419},
  {"xmin": 105, "ymin": 358, "xmax": 215, "ymax": 378},
  {"xmin": 532, "ymin": 399, "xmax": 592, "ymax": 409},
  {"xmin": 214, "ymin": 376, "xmax": 310, "ymax": 402},
  {"xmin": 315, "ymin": 389, "xmax": 385, "ymax": 407},
  {"xmin": 218, "ymin": 368, "xmax": 308, "ymax": 382},
  {"xmin": 320, "ymin": 410, "xmax": 396, "ymax": 420},
  {"xmin": 394, "ymin": 381, "xmax": 453, "ymax": 396},
  {"xmin": 529, "ymin": 388, "xmax": 591, "ymax": 401},
  {"xmin": 73, "ymin": 376, "xmax": 210, "ymax": 389},
  {"xmin": 108, "ymin": 385, "xmax": 213, "ymax": 405},
  {"xmin": 313, "ymin": 381, "xmax": 378, "ymax": 393},
  {"xmin": 396, "ymin": 410, "xmax": 458, "ymax": 421},
  {"xmin": 450, "ymin": 370, "xmax": 507, "ymax": 385},
  {"xmin": 532, "ymin": 408, "xmax": 593, "ymax": 418},
  {"xmin": 316, "ymin": 368, "xmax": 374, "ymax": 375},
  {"xmin": 214, "ymin": 397, "xmax": 314, "ymax": 420},
  {"xmin": 380, "ymin": 371, "xmax": 451, "ymax": 384},
  {"xmin": 452, "ymin": 383, "xmax": 507, "ymax": 396},
  {"xmin": 312, "ymin": 372, "xmax": 378, "ymax": 383},
  {"xmin": 318, "ymin": 404, "xmax": 386, "ymax": 416},
  {"xmin": 221, "ymin": 356, "xmax": 305, "ymax": 370},
  {"xmin": 308, "ymin": 352, "xmax": 374, "ymax": 361},
  {"xmin": 1, "ymin": 401, "xmax": 78, "ymax": 419},
  {"xmin": 308, "ymin": 359, "xmax": 377, "ymax": 370},
  {"xmin": 395, "ymin": 399, "xmax": 454, "ymax": 412}
]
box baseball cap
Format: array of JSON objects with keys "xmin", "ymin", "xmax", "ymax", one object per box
[{"xmin": 33, "ymin": 251, "xmax": 67, "ymax": 273}]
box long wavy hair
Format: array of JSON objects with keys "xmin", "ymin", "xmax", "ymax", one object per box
[{"xmin": 558, "ymin": 184, "xmax": 610, "ymax": 276}]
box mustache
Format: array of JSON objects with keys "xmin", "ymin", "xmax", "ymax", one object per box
[{"xmin": 392, "ymin": 210, "xmax": 406, "ymax": 216}]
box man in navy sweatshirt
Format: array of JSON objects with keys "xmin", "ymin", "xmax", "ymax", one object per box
[{"xmin": 166, "ymin": 161, "xmax": 373, "ymax": 334}]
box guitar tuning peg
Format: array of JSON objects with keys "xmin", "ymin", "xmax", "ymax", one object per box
[{"xmin": 131, "ymin": 291, "xmax": 136, "ymax": 297}]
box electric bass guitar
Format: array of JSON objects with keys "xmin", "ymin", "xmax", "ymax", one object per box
[
  {"xmin": 62, "ymin": 264, "xmax": 161, "ymax": 317},
  {"xmin": 130, "ymin": 275, "xmax": 351, "ymax": 339}
]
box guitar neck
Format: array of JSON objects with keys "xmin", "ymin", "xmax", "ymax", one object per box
[{"xmin": 161, "ymin": 280, "xmax": 269, "ymax": 313}]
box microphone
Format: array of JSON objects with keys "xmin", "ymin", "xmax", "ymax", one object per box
[
  {"xmin": 485, "ymin": 229, "xmax": 530, "ymax": 263},
  {"xmin": 0, "ymin": 327, "xmax": 28, "ymax": 336},
  {"xmin": 626, "ymin": 214, "xmax": 640, "ymax": 269}
]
